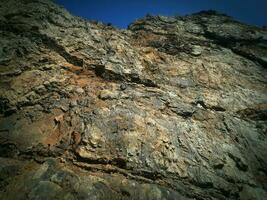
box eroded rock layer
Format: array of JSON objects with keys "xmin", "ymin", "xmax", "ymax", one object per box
[{"xmin": 0, "ymin": 0, "xmax": 267, "ymax": 199}]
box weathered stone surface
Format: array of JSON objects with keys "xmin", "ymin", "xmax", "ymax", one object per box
[{"xmin": 0, "ymin": 1, "xmax": 266, "ymax": 199}]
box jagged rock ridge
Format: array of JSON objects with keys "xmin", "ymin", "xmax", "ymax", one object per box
[{"xmin": 0, "ymin": 0, "xmax": 267, "ymax": 199}]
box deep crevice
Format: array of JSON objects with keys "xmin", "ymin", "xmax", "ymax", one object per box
[{"xmin": 202, "ymin": 29, "xmax": 267, "ymax": 69}]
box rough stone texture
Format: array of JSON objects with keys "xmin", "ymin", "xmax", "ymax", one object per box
[{"xmin": 0, "ymin": 1, "xmax": 267, "ymax": 199}]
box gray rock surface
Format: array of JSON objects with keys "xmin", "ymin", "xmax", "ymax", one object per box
[{"xmin": 0, "ymin": 1, "xmax": 266, "ymax": 199}]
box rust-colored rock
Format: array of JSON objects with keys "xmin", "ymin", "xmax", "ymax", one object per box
[{"xmin": 0, "ymin": 1, "xmax": 267, "ymax": 199}]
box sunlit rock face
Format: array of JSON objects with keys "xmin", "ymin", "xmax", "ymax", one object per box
[{"xmin": 0, "ymin": 0, "xmax": 267, "ymax": 199}]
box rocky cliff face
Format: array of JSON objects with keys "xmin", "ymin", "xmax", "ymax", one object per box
[{"xmin": 0, "ymin": 0, "xmax": 267, "ymax": 199}]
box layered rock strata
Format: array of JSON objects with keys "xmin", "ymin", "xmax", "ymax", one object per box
[{"xmin": 0, "ymin": 1, "xmax": 267, "ymax": 199}]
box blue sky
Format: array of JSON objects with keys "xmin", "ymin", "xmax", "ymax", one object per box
[{"xmin": 55, "ymin": 0, "xmax": 267, "ymax": 28}]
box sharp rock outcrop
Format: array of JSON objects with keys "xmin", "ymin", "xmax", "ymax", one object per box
[{"xmin": 0, "ymin": 0, "xmax": 267, "ymax": 199}]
